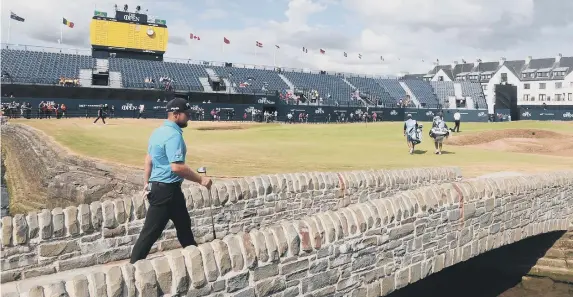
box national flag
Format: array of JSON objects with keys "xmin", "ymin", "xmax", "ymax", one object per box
[
  {"xmin": 320, "ymin": 49, "xmax": 325, "ymax": 54},
  {"xmin": 223, "ymin": 37, "xmax": 230, "ymax": 44},
  {"xmin": 343, "ymin": 52, "xmax": 347, "ymax": 57},
  {"xmin": 63, "ymin": 18, "xmax": 74, "ymax": 28},
  {"xmin": 380, "ymin": 56, "xmax": 384, "ymax": 61},
  {"xmin": 302, "ymin": 47, "xmax": 308, "ymax": 53},
  {"xmin": 256, "ymin": 41, "xmax": 263, "ymax": 48},
  {"xmin": 10, "ymin": 12, "xmax": 25, "ymax": 22},
  {"xmin": 358, "ymin": 54, "xmax": 362, "ymax": 59},
  {"xmin": 190, "ymin": 33, "xmax": 200, "ymax": 40},
  {"xmin": 462, "ymin": 59, "xmax": 467, "ymax": 63},
  {"xmin": 275, "ymin": 45, "xmax": 280, "ymax": 49}
]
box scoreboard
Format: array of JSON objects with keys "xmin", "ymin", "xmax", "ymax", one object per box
[{"xmin": 90, "ymin": 12, "xmax": 168, "ymax": 54}]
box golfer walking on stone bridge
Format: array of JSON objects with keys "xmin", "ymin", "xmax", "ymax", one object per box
[{"xmin": 130, "ymin": 98, "xmax": 212, "ymax": 264}]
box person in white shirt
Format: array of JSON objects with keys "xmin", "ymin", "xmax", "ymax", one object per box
[{"xmin": 453, "ymin": 110, "xmax": 461, "ymax": 132}]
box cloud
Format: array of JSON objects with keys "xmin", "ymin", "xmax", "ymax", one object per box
[{"xmin": 2, "ymin": 0, "xmax": 572, "ymax": 76}]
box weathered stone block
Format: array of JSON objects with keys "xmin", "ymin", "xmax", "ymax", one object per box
[
  {"xmin": 88, "ymin": 272, "xmax": 107, "ymax": 297},
  {"xmin": 282, "ymin": 223, "xmax": 300, "ymax": 256},
  {"xmin": 255, "ymin": 277, "xmax": 286, "ymax": 297},
  {"xmin": 134, "ymin": 260, "xmax": 157, "ymax": 296},
  {"xmin": 151, "ymin": 256, "xmax": 172, "ymax": 295},
  {"xmin": 89, "ymin": 201, "xmax": 103, "ymax": 230},
  {"xmin": 181, "ymin": 245, "xmax": 207, "ymax": 288},
  {"xmin": 50, "ymin": 208, "xmax": 65, "ymax": 238},
  {"xmin": 165, "ymin": 250, "xmax": 189, "ymax": 295},
  {"xmin": 120, "ymin": 263, "xmax": 136, "ymax": 297},
  {"xmin": 39, "ymin": 240, "xmax": 80, "ymax": 257},
  {"xmin": 113, "ymin": 199, "xmax": 126, "ymax": 224},
  {"xmin": 12, "ymin": 214, "xmax": 27, "ymax": 245},
  {"xmin": 250, "ymin": 230, "xmax": 269, "ymax": 263},
  {"xmin": 104, "ymin": 266, "xmax": 123, "ymax": 297},
  {"xmin": 66, "ymin": 274, "xmax": 89, "ymax": 297},
  {"xmin": 227, "ymin": 272, "xmax": 249, "ymax": 293},
  {"xmin": 223, "ymin": 235, "xmax": 244, "ymax": 272},
  {"xmin": 198, "ymin": 243, "xmax": 219, "ymax": 282},
  {"xmin": 240, "ymin": 231, "xmax": 257, "ymax": 269},
  {"xmin": 210, "ymin": 239, "xmax": 231, "ymax": 276},
  {"xmin": 63, "ymin": 206, "xmax": 79, "ymax": 236},
  {"xmin": 101, "ymin": 201, "xmax": 117, "ymax": 229},
  {"xmin": 76, "ymin": 204, "xmax": 92, "ymax": 234}
]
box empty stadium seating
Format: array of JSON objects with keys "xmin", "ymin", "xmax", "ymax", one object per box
[
  {"xmin": 345, "ymin": 77, "xmax": 395, "ymax": 104},
  {"xmin": 1, "ymin": 49, "xmax": 94, "ymax": 84},
  {"xmin": 403, "ymin": 80, "xmax": 440, "ymax": 107},
  {"xmin": 431, "ymin": 81, "xmax": 455, "ymax": 106},
  {"xmin": 1, "ymin": 47, "xmax": 489, "ymax": 109},
  {"xmin": 211, "ymin": 66, "xmax": 288, "ymax": 94},
  {"xmin": 460, "ymin": 82, "xmax": 487, "ymax": 109},
  {"xmin": 378, "ymin": 79, "xmax": 407, "ymax": 101},
  {"xmin": 280, "ymin": 72, "xmax": 355, "ymax": 105},
  {"xmin": 108, "ymin": 58, "xmax": 208, "ymax": 91}
]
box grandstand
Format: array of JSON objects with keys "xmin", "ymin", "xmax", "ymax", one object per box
[{"xmin": 1, "ymin": 44, "xmax": 492, "ymax": 109}]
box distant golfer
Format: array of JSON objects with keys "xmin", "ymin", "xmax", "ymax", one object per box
[
  {"xmin": 403, "ymin": 114, "xmax": 419, "ymax": 155},
  {"xmin": 130, "ymin": 98, "xmax": 212, "ymax": 264},
  {"xmin": 453, "ymin": 110, "xmax": 461, "ymax": 132}
]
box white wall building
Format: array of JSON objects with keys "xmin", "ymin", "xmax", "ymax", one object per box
[{"xmin": 425, "ymin": 54, "xmax": 573, "ymax": 112}]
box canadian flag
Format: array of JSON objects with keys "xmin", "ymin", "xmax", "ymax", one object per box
[
  {"xmin": 189, "ymin": 33, "xmax": 200, "ymax": 40},
  {"xmin": 256, "ymin": 41, "xmax": 263, "ymax": 48}
]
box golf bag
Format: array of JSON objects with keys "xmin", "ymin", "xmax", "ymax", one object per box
[
  {"xmin": 429, "ymin": 117, "xmax": 449, "ymax": 139},
  {"xmin": 408, "ymin": 124, "xmax": 423, "ymax": 145}
]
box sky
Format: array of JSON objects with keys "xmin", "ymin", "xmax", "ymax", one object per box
[{"xmin": 2, "ymin": 0, "xmax": 573, "ymax": 76}]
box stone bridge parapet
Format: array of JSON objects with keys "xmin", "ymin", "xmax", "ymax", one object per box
[
  {"xmin": 2, "ymin": 170, "xmax": 572, "ymax": 297},
  {"xmin": 0, "ymin": 167, "xmax": 460, "ymax": 283}
]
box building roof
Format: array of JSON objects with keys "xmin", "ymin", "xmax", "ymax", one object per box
[{"xmin": 428, "ymin": 55, "xmax": 573, "ymax": 81}]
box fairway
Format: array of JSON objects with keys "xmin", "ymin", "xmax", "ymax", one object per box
[{"xmin": 12, "ymin": 118, "xmax": 573, "ymax": 178}]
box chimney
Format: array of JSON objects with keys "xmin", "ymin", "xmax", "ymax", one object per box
[
  {"xmin": 451, "ymin": 61, "xmax": 458, "ymax": 70},
  {"xmin": 499, "ymin": 57, "xmax": 506, "ymax": 66},
  {"xmin": 525, "ymin": 56, "xmax": 532, "ymax": 65},
  {"xmin": 556, "ymin": 53, "xmax": 562, "ymax": 63}
]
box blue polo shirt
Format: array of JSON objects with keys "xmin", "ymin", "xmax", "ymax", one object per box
[{"xmin": 148, "ymin": 120, "xmax": 187, "ymax": 183}]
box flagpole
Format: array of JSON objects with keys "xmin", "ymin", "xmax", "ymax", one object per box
[
  {"xmin": 273, "ymin": 48, "xmax": 277, "ymax": 68},
  {"xmin": 60, "ymin": 25, "xmax": 63, "ymax": 45},
  {"xmin": 7, "ymin": 14, "xmax": 11, "ymax": 44}
]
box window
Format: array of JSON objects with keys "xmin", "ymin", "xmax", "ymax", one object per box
[
  {"xmin": 522, "ymin": 73, "xmax": 527, "ymax": 78},
  {"xmin": 569, "ymin": 93, "xmax": 572, "ymax": 101},
  {"xmin": 524, "ymin": 83, "xmax": 530, "ymax": 89},
  {"xmin": 539, "ymin": 94, "xmax": 546, "ymax": 101},
  {"xmin": 539, "ymin": 83, "xmax": 546, "ymax": 89},
  {"xmin": 555, "ymin": 94, "xmax": 562, "ymax": 101},
  {"xmin": 482, "ymin": 85, "xmax": 488, "ymax": 91},
  {"xmin": 555, "ymin": 82, "xmax": 562, "ymax": 89},
  {"xmin": 530, "ymin": 73, "xmax": 535, "ymax": 78},
  {"xmin": 523, "ymin": 94, "xmax": 530, "ymax": 101},
  {"xmin": 501, "ymin": 73, "xmax": 508, "ymax": 82}
]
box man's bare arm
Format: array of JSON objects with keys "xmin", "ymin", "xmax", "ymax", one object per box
[
  {"xmin": 143, "ymin": 154, "xmax": 152, "ymax": 188},
  {"xmin": 171, "ymin": 162, "xmax": 211, "ymax": 188}
]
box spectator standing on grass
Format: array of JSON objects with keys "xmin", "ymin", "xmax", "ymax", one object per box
[
  {"xmin": 93, "ymin": 105, "xmax": 106, "ymax": 125},
  {"xmin": 130, "ymin": 98, "xmax": 212, "ymax": 264},
  {"xmin": 403, "ymin": 114, "xmax": 419, "ymax": 155},
  {"xmin": 453, "ymin": 110, "xmax": 461, "ymax": 132}
]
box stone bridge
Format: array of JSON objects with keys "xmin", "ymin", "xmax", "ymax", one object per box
[{"xmin": 1, "ymin": 167, "xmax": 572, "ymax": 297}]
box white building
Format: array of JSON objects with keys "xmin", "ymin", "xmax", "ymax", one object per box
[{"xmin": 424, "ymin": 54, "xmax": 573, "ymax": 113}]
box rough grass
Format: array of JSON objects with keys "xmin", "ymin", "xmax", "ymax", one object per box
[{"xmin": 10, "ymin": 119, "xmax": 573, "ymax": 179}]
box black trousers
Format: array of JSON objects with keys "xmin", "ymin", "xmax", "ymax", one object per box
[
  {"xmin": 94, "ymin": 115, "xmax": 106, "ymax": 124},
  {"xmin": 130, "ymin": 182, "xmax": 197, "ymax": 264},
  {"xmin": 454, "ymin": 120, "xmax": 460, "ymax": 132}
]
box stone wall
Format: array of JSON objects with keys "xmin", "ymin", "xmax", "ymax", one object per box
[
  {"xmin": 0, "ymin": 167, "xmax": 460, "ymax": 283},
  {"xmin": 4, "ymin": 171, "xmax": 572, "ymax": 297},
  {"xmin": 1, "ymin": 124, "xmax": 142, "ymax": 211}
]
